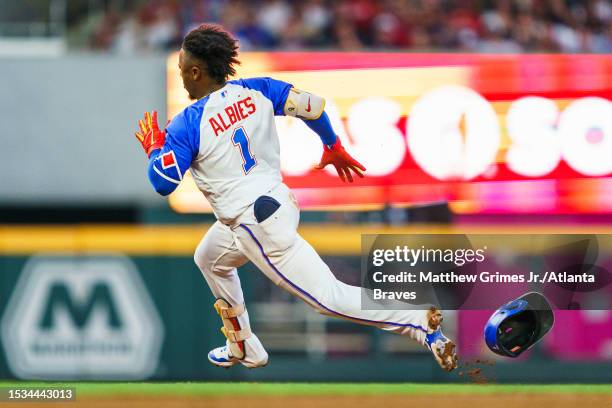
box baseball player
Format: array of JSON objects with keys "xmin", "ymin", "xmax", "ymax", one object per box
[{"xmin": 134, "ymin": 24, "xmax": 457, "ymax": 372}]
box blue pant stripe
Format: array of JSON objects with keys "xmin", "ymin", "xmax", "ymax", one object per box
[{"xmin": 239, "ymin": 224, "xmax": 427, "ymax": 333}]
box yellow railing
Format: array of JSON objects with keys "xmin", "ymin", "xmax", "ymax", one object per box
[{"xmin": 1, "ymin": 224, "xmax": 612, "ymax": 255}]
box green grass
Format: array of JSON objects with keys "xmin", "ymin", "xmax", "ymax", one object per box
[{"xmin": 0, "ymin": 382, "xmax": 610, "ymax": 396}]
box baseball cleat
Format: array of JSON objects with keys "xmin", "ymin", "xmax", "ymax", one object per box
[
  {"xmin": 426, "ymin": 308, "xmax": 458, "ymax": 372},
  {"xmin": 426, "ymin": 328, "xmax": 458, "ymax": 372},
  {"xmin": 207, "ymin": 345, "xmax": 237, "ymax": 368}
]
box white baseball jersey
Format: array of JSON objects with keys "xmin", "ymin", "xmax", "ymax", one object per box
[{"xmin": 149, "ymin": 77, "xmax": 292, "ymax": 223}]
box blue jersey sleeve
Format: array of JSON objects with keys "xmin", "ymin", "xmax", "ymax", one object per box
[
  {"xmin": 232, "ymin": 77, "xmax": 337, "ymax": 146},
  {"xmin": 230, "ymin": 77, "xmax": 292, "ymax": 116},
  {"xmin": 303, "ymin": 111, "xmax": 337, "ymax": 147},
  {"xmin": 147, "ymin": 104, "xmax": 203, "ymax": 196}
]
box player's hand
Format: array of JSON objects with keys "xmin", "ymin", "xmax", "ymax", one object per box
[
  {"xmin": 315, "ymin": 138, "xmax": 366, "ymax": 183},
  {"xmin": 134, "ymin": 111, "xmax": 166, "ymax": 157}
]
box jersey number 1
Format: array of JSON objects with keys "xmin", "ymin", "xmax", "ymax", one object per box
[{"xmin": 231, "ymin": 127, "xmax": 257, "ymax": 174}]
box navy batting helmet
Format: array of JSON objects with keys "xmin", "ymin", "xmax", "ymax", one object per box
[{"xmin": 484, "ymin": 292, "xmax": 554, "ymax": 358}]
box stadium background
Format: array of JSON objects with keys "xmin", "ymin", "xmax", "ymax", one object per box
[{"xmin": 0, "ymin": 0, "xmax": 611, "ymax": 390}]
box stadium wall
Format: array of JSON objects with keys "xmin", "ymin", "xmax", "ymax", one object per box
[
  {"xmin": 0, "ymin": 56, "xmax": 167, "ymax": 204},
  {"xmin": 0, "ymin": 224, "xmax": 611, "ymax": 382}
]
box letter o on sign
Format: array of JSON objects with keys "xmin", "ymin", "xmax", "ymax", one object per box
[{"xmin": 408, "ymin": 85, "xmax": 501, "ymax": 181}]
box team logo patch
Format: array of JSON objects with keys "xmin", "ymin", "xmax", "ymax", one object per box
[
  {"xmin": 155, "ymin": 150, "xmax": 182, "ymax": 183},
  {"xmin": 161, "ymin": 151, "xmax": 177, "ymax": 169}
]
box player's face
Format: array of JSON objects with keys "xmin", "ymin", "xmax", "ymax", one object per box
[{"xmin": 178, "ymin": 49, "xmax": 198, "ymax": 100}]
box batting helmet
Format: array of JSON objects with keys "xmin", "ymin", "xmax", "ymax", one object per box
[{"xmin": 484, "ymin": 292, "xmax": 554, "ymax": 358}]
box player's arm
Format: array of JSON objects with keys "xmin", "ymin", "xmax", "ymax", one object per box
[
  {"xmin": 283, "ymin": 87, "xmax": 366, "ymax": 183},
  {"xmin": 236, "ymin": 77, "xmax": 365, "ymax": 182},
  {"xmin": 134, "ymin": 110, "xmax": 195, "ymax": 196}
]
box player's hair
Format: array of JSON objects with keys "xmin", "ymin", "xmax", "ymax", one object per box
[{"xmin": 182, "ymin": 24, "xmax": 240, "ymax": 83}]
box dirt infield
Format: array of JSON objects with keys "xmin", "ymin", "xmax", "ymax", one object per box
[{"xmin": 30, "ymin": 393, "xmax": 612, "ymax": 408}]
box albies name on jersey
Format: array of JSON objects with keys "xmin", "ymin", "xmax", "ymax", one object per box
[{"xmin": 209, "ymin": 96, "xmax": 256, "ymax": 136}]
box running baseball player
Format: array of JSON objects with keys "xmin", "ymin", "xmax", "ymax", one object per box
[{"xmin": 134, "ymin": 24, "xmax": 457, "ymax": 372}]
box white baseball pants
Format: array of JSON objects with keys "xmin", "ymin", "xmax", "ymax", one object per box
[{"xmin": 194, "ymin": 183, "xmax": 430, "ymax": 367}]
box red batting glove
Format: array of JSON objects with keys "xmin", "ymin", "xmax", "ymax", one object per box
[
  {"xmin": 315, "ymin": 138, "xmax": 366, "ymax": 183},
  {"xmin": 134, "ymin": 111, "xmax": 166, "ymax": 157}
]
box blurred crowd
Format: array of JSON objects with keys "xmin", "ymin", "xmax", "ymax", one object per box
[{"xmin": 88, "ymin": 0, "xmax": 611, "ymax": 53}]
